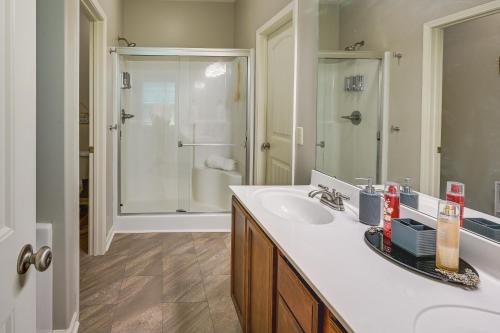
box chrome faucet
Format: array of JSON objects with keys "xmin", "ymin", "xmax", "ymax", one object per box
[{"xmin": 308, "ymin": 185, "xmax": 350, "ymax": 211}]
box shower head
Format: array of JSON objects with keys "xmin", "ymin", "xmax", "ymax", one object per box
[
  {"xmin": 118, "ymin": 36, "xmax": 136, "ymax": 47},
  {"xmin": 345, "ymin": 40, "xmax": 365, "ymax": 51}
]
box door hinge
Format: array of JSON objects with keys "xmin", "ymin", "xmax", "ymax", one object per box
[
  {"xmin": 89, "ymin": 146, "xmax": 94, "ymax": 154},
  {"xmin": 377, "ymin": 131, "xmax": 381, "ymax": 141},
  {"xmin": 437, "ymin": 146, "xmax": 442, "ymax": 154}
]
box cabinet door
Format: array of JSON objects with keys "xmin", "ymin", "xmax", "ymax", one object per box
[
  {"xmin": 277, "ymin": 295, "xmax": 304, "ymax": 333},
  {"xmin": 246, "ymin": 218, "xmax": 276, "ymax": 333},
  {"xmin": 277, "ymin": 254, "xmax": 319, "ymax": 333},
  {"xmin": 231, "ymin": 198, "xmax": 247, "ymax": 328}
]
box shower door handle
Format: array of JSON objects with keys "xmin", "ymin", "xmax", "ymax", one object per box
[
  {"xmin": 121, "ymin": 109, "xmax": 135, "ymax": 124},
  {"xmin": 341, "ymin": 110, "xmax": 362, "ymax": 125}
]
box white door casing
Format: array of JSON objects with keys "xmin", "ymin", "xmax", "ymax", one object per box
[
  {"xmin": 0, "ymin": 0, "xmax": 37, "ymax": 331},
  {"xmin": 265, "ymin": 21, "xmax": 294, "ymax": 185},
  {"xmin": 255, "ymin": 1, "xmax": 297, "ymax": 186}
]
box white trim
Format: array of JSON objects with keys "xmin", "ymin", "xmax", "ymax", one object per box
[
  {"xmin": 247, "ymin": 49, "xmax": 256, "ymax": 185},
  {"xmin": 255, "ymin": 1, "xmax": 298, "ymax": 185},
  {"xmin": 105, "ymin": 225, "xmax": 115, "ymax": 252},
  {"xmin": 420, "ymin": 0, "xmax": 500, "ymax": 196},
  {"xmin": 65, "ymin": 0, "xmax": 81, "ymax": 328},
  {"xmin": 115, "ymin": 214, "xmax": 231, "ymax": 233},
  {"xmin": 318, "ymin": 51, "xmax": 384, "ymax": 59},
  {"xmin": 115, "ymin": 47, "xmax": 251, "ymax": 57},
  {"xmin": 80, "ymin": 0, "xmax": 108, "ymax": 255},
  {"xmin": 52, "ymin": 311, "xmax": 79, "ymax": 333},
  {"xmin": 380, "ymin": 51, "xmax": 391, "ymax": 183}
]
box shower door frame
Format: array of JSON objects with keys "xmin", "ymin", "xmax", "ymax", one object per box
[
  {"xmin": 316, "ymin": 51, "xmax": 390, "ymax": 184},
  {"xmin": 114, "ymin": 47, "xmax": 255, "ymax": 216}
]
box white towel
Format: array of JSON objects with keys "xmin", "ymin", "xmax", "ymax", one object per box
[{"xmin": 206, "ymin": 155, "xmax": 237, "ymax": 171}]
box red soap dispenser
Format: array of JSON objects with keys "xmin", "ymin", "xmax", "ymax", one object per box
[
  {"xmin": 446, "ymin": 181, "xmax": 465, "ymax": 226},
  {"xmin": 383, "ymin": 182, "xmax": 400, "ymax": 239}
]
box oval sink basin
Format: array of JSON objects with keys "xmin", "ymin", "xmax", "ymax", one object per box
[
  {"xmin": 254, "ymin": 189, "xmax": 334, "ymax": 225},
  {"xmin": 414, "ymin": 306, "xmax": 500, "ymax": 333}
]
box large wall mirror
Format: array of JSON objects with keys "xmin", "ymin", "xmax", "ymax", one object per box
[{"xmin": 315, "ymin": 0, "xmax": 500, "ymax": 244}]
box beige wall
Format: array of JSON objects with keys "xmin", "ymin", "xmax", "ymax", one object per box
[
  {"xmin": 99, "ymin": 0, "xmax": 123, "ymax": 46},
  {"xmin": 122, "ymin": 0, "xmax": 235, "ymax": 48},
  {"xmin": 234, "ymin": 0, "xmax": 292, "ymax": 48},
  {"xmin": 337, "ymin": 0, "xmax": 492, "ymax": 188},
  {"xmin": 318, "ymin": 3, "xmax": 339, "ymax": 51},
  {"xmin": 37, "ymin": 0, "xmax": 70, "ymax": 329},
  {"xmin": 294, "ymin": 0, "xmax": 319, "ymax": 184},
  {"xmin": 440, "ymin": 13, "xmax": 500, "ymax": 214}
]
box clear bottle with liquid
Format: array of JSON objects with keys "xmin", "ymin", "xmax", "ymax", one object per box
[{"xmin": 436, "ymin": 200, "xmax": 461, "ymax": 272}]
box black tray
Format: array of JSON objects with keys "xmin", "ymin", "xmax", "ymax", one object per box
[{"xmin": 364, "ymin": 228, "xmax": 479, "ymax": 289}]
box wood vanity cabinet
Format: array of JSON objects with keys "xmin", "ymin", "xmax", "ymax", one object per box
[
  {"xmin": 231, "ymin": 198, "xmax": 247, "ymax": 325},
  {"xmin": 231, "ymin": 197, "xmax": 348, "ymax": 333},
  {"xmin": 231, "ymin": 197, "xmax": 276, "ymax": 333}
]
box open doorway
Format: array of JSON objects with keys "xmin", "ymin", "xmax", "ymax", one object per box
[
  {"xmin": 79, "ymin": 7, "xmax": 91, "ymax": 254},
  {"xmin": 79, "ymin": 0, "xmax": 107, "ymax": 256}
]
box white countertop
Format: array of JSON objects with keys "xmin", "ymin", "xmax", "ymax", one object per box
[{"xmin": 231, "ymin": 185, "xmax": 500, "ymax": 333}]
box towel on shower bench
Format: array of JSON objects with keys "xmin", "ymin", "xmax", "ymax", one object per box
[{"xmin": 206, "ymin": 155, "xmax": 237, "ymax": 171}]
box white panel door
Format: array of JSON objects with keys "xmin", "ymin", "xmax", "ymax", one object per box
[
  {"xmin": 0, "ymin": 0, "xmax": 38, "ymax": 332},
  {"xmin": 265, "ymin": 21, "xmax": 294, "ymax": 185}
]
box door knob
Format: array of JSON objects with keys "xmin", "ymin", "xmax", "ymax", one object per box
[
  {"xmin": 17, "ymin": 244, "xmax": 53, "ymax": 274},
  {"xmin": 261, "ymin": 142, "xmax": 271, "ymax": 151}
]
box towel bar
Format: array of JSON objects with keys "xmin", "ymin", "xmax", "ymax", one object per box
[{"xmin": 177, "ymin": 140, "xmax": 235, "ymax": 148}]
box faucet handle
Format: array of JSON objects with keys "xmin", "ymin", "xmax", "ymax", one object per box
[
  {"xmin": 336, "ymin": 192, "xmax": 350, "ymax": 201},
  {"xmin": 318, "ymin": 184, "xmax": 329, "ymax": 191}
]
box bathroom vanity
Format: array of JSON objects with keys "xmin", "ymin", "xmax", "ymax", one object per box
[
  {"xmin": 230, "ymin": 180, "xmax": 500, "ymax": 333},
  {"xmin": 231, "ymin": 196, "xmax": 347, "ymax": 333}
]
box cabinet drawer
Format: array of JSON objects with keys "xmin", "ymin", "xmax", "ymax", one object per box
[
  {"xmin": 277, "ymin": 254, "xmax": 319, "ymax": 333},
  {"xmin": 322, "ymin": 308, "xmax": 347, "ymax": 333}
]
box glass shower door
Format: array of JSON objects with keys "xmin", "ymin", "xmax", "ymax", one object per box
[
  {"xmin": 119, "ymin": 54, "xmax": 248, "ymax": 214},
  {"xmin": 316, "ymin": 58, "xmax": 381, "ymax": 184},
  {"xmin": 176, "ymin": 56, "xmax": 248, "ymax": 213},
  {"xmin": 119, "ymin": 56, "xmax": 181, "ymax": 214}
]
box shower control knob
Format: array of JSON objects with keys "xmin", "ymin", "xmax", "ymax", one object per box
[
  {"xmin": 261, "ymin": 142, "xmax": 271, "ymax": 151},
  {"xmin": 17, "ymin": 244, "xmax": 53, "ymax": 274}
]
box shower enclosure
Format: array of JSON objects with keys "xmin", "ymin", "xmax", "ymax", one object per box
[
  {"xmin": 316, "ymin": 51, "xmax": 388, "ymax": 184},
  {"xmin": 116, "ymin": 48, "xmax": 253, "ymax": 215}
]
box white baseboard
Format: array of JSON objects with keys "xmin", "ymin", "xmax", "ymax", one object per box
[
  {"xmin": 105, "ymin": 225, "xmax": 115, "ymax": 252},
  {"xmin": 53, "ymin": 311, "xmax": 79, "ymax": 333},
  {"xmin": 115, "ymin": 213, "xmax": 231, "ymax": 233}
]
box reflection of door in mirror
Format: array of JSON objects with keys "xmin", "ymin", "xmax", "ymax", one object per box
[
  {"xmin": 316, "ymin": 57, "xmax": 381, "ymax": 184},
  {"xmin": 439, "ymin": 12, "xmax": 500, "ymax": 216}
]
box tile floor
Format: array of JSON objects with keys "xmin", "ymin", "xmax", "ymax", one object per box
[{"xmin": 79, "ymin": 232, "xmax": 242, "ymax": 333}]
